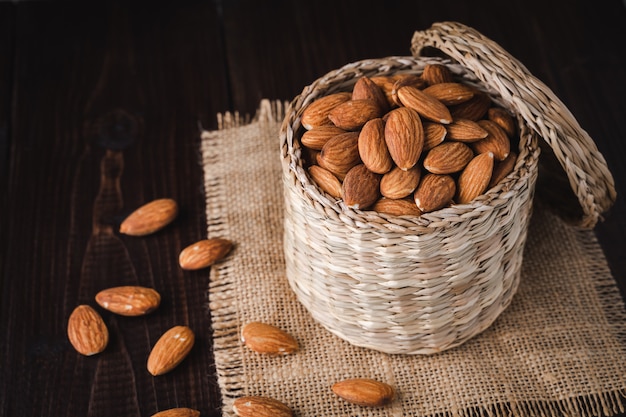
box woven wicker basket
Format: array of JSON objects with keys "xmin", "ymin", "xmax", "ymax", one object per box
[{"xmin": 279, "ymin": 22, "xmax": 615, "ymax": 355}]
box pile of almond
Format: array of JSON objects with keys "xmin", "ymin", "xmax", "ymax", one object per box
[{"xmin": 300, "ymin": 63, "xmax": 518, "ymax": 216}]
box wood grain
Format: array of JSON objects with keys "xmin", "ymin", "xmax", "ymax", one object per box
[{"xmin": 1, "ymin": 0, "xmax": 625, "ymax": 416}]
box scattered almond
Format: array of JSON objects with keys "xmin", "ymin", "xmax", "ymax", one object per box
[
  {"xmin": 147, "ymin": 325, "xmax": 195, "ymax": 376},
  {"xmin": 241, "ymin": 322, "xmax": 298, "ymax": 355},
  {"xmin": 232, "ymin": 396, "xmax": 293, "ymax": 417},
  {"xmin": 95, "ymin": 286, "xmax": 161, "ymax": 316},
  {"xmin": 332, "ymin": 378, "xmax": 395, "ymax": 407},
  {"xmin": 119, "ymin": 198, "xmax": 178, "ymax": 236},
  {"xmin": 151, "ymin": 408, "xmax": 200, "ymax": 417},
  {"xmin": 67, "ymin": 305, "xmax": 109, "ymax": 356},
  {"xmin": 179, "ymin": 238, "xmax": 233, "ymax": 270}
]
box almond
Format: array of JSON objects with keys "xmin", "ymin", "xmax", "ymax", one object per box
[
  {"xmin": 317, "ymin": 131, "xmax": 361, "ymax": 180},
  {"xmin": 449, "ymin": 91, "xmax": 491, "ymax": 121},
  {"xmin": 372, "ymin": 198, "xmax": 422, "ymax": 216},
  {"xmin": 301, "ymin": 125, "xmax": 347, "ymax": 150},
  {"xmin": 390, "ymin": 74, "xmax": 427, "ymax": 106},
  {"xmin": 487, "ymin": 107, "xmax": 517, "ymax": 138},
  {"xmin": 380, "ymin": 165, "xmax": 421, "ymax": 199},
  {"xmin": 232, "ymin": 396, "xmax": 293, "ymax": 417},
  {"xmin": 396, "ymin": 85, "xmax": 452, "ymax": 124},
  {"xmin": 179, "ymin": 238, "xmax": 233, "ymax": 270},
  {"xmin": 332, "ymin": 378, "xmax": 395, "ymax": 407},
  {"xmin": 341, "ymin": 164, "xmax": 381, "ymax": 210},
  {"xmin": 352, "ymin": 76, "xmax": 389, "ymax": 114},
  {"xmin": 358, "ymin": 118, "xmax": 393, "ymax": 174},
  {"xmin": 423, "ymin": 141, "xmax": 474, "ymax": 174},
  {"xmin": 328, "ymin": 99, "xmax": 383, "ymax": 131},
  {"xmin": 473, "ymin": 120, "xmax": 511, "ymax": 161},
  {"xmin": 95, "ymin": 286, "xmax": 161, "ymax": 316},
  {"xmin": 308, "ymin": 165, "xmax": 342, "ymax": 199},
  {"xmin": 423, "ymin": 122, "xmax": 447, "ymax": 150},
  {"xmin": 370, "ymin": 75, "xmax": 399, "ymax": 109},
  {"xmin": 147, "ymin": 325, "xmax": 195, "ymax": 376},
  {"xmin": 151, "ymin": 408, "xmax": 200, "ymax": 417},
  {"xmin": 422, "ymin": 63, "xmax": 454, "ymax": 85},
  {"xmin": 456, "ymin": 152, "xmax": 495, "ymax": 204},
  {"xmin": 301, "ymin": 92, "xmax": 351, "ymax": 130},
  {"xmin": 489, "ymin": 151, "xmax": 518, "ymax": 188},
  {"xmin": 414, "ymin": 173, "xmax": 456, "ymax": 213},
  {"xmin": 422, "ymin": 82, "xmax": 475, "ymax": 106},
  {"xmin": 445, "ymin": 119, "xmax": 489, "ymax": 142},
  {"xmin": 67, "ymin": 305, "xmax": 109, "ymax": 356},
  {"xmin": 120, "ymin": 198, "xmax": 178, "ymax": 236},
  {"xmin": 241, "ymin": 322, "xmax": 299, "ymax": 355},
  {"xmin": 384, "ymin": 107, "xmax": 424, "ymax": 170}
]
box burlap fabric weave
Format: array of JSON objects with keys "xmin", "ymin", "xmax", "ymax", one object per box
[{"xmin": 201, "ymin": 100, "xmax": 626, "ymax": 417}]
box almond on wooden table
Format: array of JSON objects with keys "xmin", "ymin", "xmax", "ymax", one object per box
[
  {"xmin": 241, "ymin": 321, "xmax": 298, "ymax": 355},
  {"xmin": 147, "ymin": 325, "xmax": 195, "ymax": 376},
  {"xmin": 232, "ymin": 396, "xmax": 293, "ymax": 417},
  {"xmin": 332, "ymin": 378, "xmax": 395, "ymax": 407},
  {"xmin": 119, "ymin": 198, "xmax": 178, "ymax": 236},
  {"xmin": 67, "ymin": 304, "xmax": 109, "ymax": 356},
  {"xmin": 151, "ymin": 408, "xmax": 200, "ymax": 417},
  {"xmin": 95, "ymin": 286, "xmax": 161, "ymax": 316},
  {"xmin": 179, "ymin": 238, "xmax": 233, "ymax": 270}
]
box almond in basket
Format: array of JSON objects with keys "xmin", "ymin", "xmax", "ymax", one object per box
[{"xmin": 301, "ymin": 64, "xmax": 518, "ymax": 214}]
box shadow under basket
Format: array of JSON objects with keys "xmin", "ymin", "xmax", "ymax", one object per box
[{"xmin": 279, "ymin": 22, "xmax": 615, "ymax": 355}]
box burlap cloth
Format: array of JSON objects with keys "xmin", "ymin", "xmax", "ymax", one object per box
[{"xmin": 200, "ymin": 100, "xmax": 626, "ymax": 417}]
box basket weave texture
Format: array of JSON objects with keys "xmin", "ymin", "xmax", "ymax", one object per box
[{"xmin": 279, "ymin": 22, "xmax": 615, "ymax": 355}]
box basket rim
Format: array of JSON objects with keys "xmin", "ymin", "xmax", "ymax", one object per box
[{"xmin": 279, "ymin": 55, "xmax": 540, "ymax": 231}]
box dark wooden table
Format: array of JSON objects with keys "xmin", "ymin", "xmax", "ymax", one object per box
[{"xmin": 1, "ymin": 1, "xmax": 625, "ymax": 416}]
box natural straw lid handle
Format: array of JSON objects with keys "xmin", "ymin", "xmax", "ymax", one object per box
[{"xmin": 411, "ymin": 21, "xmax": 616, "ymax": 229}]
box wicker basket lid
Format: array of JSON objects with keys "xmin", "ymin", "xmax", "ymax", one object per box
[{"xmin": 411, "ymin": 21, "xmax": 616, "ymax": 229}]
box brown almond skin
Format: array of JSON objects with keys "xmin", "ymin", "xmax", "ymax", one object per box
[
  {"xmin": 95, "ymin": 286, "xmax": 161, "ymax": 316},
  {"xmin": 422, "ymin": 63, "xmax": 454, "ymax": 85},
  {"xmin": 456, "ymin": 152, "xmax": 495, "ymax": 204},
  {"xmin": 384, "ymin": 107, "xmax": 424, "ymax": 171},
  {"xmin": 352, "ymin": 76, "xmax": 389, "ymax": 114},
  {"xmin": 179, "ymin": 238, "xmax": 233, "ymax": 270},
  {"xmin": 317, "ymin": 131, "xmax": 361, "ymax": 180},
  {"xmin": 241, "ymin": 322, "xmax": 299, "ymax": 355},
  {"xmin": 232, "ymin": 396, "xmax": 293, "ymax": 417},
  {"xmin": 341, "ymin": 164, "xmax": 381, "ymax": 210},
  {"xmin": 119, "ymin": 198, "xmax": 178, "ymax": 236},
  {"xmin": 423, "ymin": 122, "xmax": 447, "ymax": 150},
  {"xmin": 67, "ymin": 305, "xmax": 109, "ymax": 356},
  {"xmin": 422, "ymin": 82, "xmax": 475, "ymax": 106},
  {"xmin": 372, "ymin": 198, "xmax": 422, "ymax": 216},
  {"xmin": 301, "ymin": 92, "xmax": 351, "ymax": 130},
  {"xmin": 380, "ymin": 165, "xmax": 421, "ymax": 199},
  {"xmin": 147, "ymin": 326, "xmax": 195, "ymax": 376},
  {"xmin": 489, "ymin": 151, "xmax": 518, "ymax": 188},
  {"xmin": 151, "ymin": 408, "xmax": 200, "ymax": 417},
  {"xmin": 358, "ymin": 118, "xmax": 393, "ymax": 174},
  {"xmin": 414, "ymin": 174, "xmax": 456, "ymax": 213},
  {"xmin": 488, "ymin": 107, "xmax": 517, "ymax": 138},
  {"xmin": 301, "ymin": 125, "xmax": 347, "ymax": 150},
  {"xmin": 449, "ymin": 91, "xmax": 491, "ymax": 121},
  {"xmin": 445, "ymin": 119, "xmax": 489, "ymax": 142},
  {"xmin": 328, "ymin": 99, "xmax": 383, "ymax": 131},
  {"xmin": 396, "ymin": 85, "xmax": 452, "ymax": 124},
  {"xmin": 473, "ymin": 120, "xmax": 511, "ymax": 161},
  {"xmin": 332, "ymin": 378, "xmax": 395, "ymax": 407},
  {"xmin": 423, "ymin": 141, "xmax": 474, "ymax": 174},
  {"xmin": 308, "ymin": 165, "xmax": 342, "ymax": 199}
]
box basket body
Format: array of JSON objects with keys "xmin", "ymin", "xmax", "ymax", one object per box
[{"xmin": 280, "ymin": 56, "xmax": 540, "ymax": 354}]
